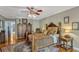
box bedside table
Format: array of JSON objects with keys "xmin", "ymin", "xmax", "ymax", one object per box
[{"xmin": 60, "ymin": 35, "xmax": 73, "ymax": 51}]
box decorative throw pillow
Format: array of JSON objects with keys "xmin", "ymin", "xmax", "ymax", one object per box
[{"xmin": 49, "ymin": 34, "xmax": 58, "ymax": 43}]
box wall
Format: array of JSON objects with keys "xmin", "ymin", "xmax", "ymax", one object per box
[
  {"xmin": 32, "ymin": 20, "xmax": 41, "ymax": 32},
  {"xmin": 0, "ymin": 15, "xmax": 6, "ymax": 20},
  {"xmin": 0, "ymin": 15, "xmax": 7, "ymax": 31},
  {"xmin": 27, "ymin": 19, "xmax": 40, "ymax": 32},
  {"xmin": 40, "ymin": 6, "xmax": 79, "ymax": 49}
]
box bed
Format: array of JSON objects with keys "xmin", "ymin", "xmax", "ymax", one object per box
[{"xmin": 28, "ymin": 22, "xmax": 60, "ymax": 52}]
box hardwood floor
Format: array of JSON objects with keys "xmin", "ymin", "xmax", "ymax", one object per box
[
  {"xmin": 59, "ymin": 47, "xmax": 74, "ymax": 52},
  {"xmin": 0, "ymin": 39, "xmax": 78, "ymax": 52},
  {"xmin": 0, "ymin": 38, "xmax": 25, "ymax": 48}
]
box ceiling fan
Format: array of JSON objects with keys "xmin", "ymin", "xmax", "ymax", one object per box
[{"xmin": 26, "ymin": 7, "xmax": 43, "ymax": 15}]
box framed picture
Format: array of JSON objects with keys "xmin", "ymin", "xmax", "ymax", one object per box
[
  {"xmin": 64, "ymin": 16, "xmax": 69, "ymax": 24},
  {"xmin": 22, "ymin": 18, "xmax": 27, "ymax": 24},
  {"xmin": 72, "ymin": 22, "xmax": 79, "ymax": 30}
]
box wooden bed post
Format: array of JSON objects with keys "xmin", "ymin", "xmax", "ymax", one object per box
[
  {"xmin": 59, "ymin": 22, "xmax": 62, "ymax": 37},
  {"xmin": 58, "ymin": 22, "xmax": 62, "ymax": 45},
  {"xmin": 32, "ymin": 35, "xmax": 35, "ymax": 52}
]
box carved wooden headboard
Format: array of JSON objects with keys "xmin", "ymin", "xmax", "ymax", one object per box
[
  {"xmin": 47, "ymin": 22, "xmax": 58, "ymax": 28},
  {"xmin": 46, "ymin": 22, "xmax": 58, "ymax": 34}
]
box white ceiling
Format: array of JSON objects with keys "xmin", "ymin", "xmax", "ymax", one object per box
[{"xmin": 0, "ymin": 6, "xmax": 76, "ymax": 20}]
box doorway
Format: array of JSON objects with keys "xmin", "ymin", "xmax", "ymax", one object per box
[{"xmin": 4, "ymin": 20, "xmax": 16, "ymax": 44}]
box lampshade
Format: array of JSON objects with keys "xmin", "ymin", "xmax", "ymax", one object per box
[
  {"xmin": 62, "ymin": 25, "xmax": 72, "ymax": 33},
  {"xmin": 64, "ymin": 29, "xmax": 72, "ymax": 33}
]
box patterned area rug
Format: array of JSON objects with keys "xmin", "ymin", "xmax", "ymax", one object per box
[
  {"xmin": 1, "ymin": 41, "xmax": 59, "ymax": 52},
  {"xmin": 1, "ymin": 39, "xmax": 59, "ymax": 52},
  {"xmin": 1, "ymin": 41, "xmax": 31, "ymax": 52},
  {"xmin": 37, "ymin": 45, "xmax": 59, "ymax": 52}
]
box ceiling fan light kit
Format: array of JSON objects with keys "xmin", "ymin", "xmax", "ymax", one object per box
[{"xmin": 28, "ymin": 14, "xmax": 36, "ymax": 18}]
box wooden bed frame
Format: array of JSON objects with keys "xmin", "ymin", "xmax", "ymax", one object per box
[{"xmin": 31, "ymin": 22, "xmax": 61, "ymax": 52}]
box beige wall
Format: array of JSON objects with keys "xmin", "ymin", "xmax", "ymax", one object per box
[
  {"xmin": 40, "ymin": 6, "xmax": 79, "ymax": 49},
  {"xmin": 32, "ymin": 20, "xmax": 41, "ymax": 32},
  {"xmin": 0, "ymin": 15, "xmax": 7, "ymax": 30},
  {"xmin": 27, "ymin": 19, "xmax": 40, "ymax": 32}
]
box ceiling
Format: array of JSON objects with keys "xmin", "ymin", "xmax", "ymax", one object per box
[{"xmin": 0, "ymin": 6, "xmax": 76, "ymax": 20}]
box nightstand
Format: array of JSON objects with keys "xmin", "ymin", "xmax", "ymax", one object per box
[{"xmin": 60, "ymin": 35, "xmax": 73, "ymax": 51}]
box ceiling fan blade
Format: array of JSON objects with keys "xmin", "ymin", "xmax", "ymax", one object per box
[
  {"xmin": 27, "ymin": 7, "xmax": 42, "ymax": 15},
  {"xmin": 27, "ymin": 7, "xmax": 31, "ymax": 10},
  {"xmin": 35, "ymin": 12, "xmax": 40, "ymax": 15},
  {"xmin": 30, "ymin": 7, "xmax": 34, "ymax": 9},
  {"xmin": 27, "ymin": 7, "xmax": 35, "ymax": 13},
  {"xmin": 37, "ymin": 10, "xmax": 43, "ymax": 12}
]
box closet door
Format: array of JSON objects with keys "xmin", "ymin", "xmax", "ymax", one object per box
[
  {"xmin": 17, "ymin": 23, "xmax": 23, "ymax": 39},
  {"xmin": 22, "ymin": 24, "xmax": 27, "ymax": 38},
  {"xmin": 27, "ymin": 23, "xmax": 32, "ymax": 34},
  {"xmin": 22, "ymin": 18, "xmax": 27, "ymax": 38},
  {"xmin": 17, "ymin": 19, "xmax": 27, "ymax": 39},
  {"xmin": 17, "ymin": 19, "xmax": 23, "ymax": 39}
]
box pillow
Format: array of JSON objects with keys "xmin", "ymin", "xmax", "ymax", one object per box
[{"xmin": 49, "ymin": 34, "xmax": 58, "ymax": 43}]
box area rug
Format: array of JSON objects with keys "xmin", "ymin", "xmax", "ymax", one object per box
[
  {"xmin": 1, "ymin": 41, "xmax": 31, "ymax": 52},
  {"xmin": 1, "ymin": 41, "xmax": 59, "ymax": 52}
]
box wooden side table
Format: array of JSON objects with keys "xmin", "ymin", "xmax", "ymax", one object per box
[{"xmin": 60, "ymin": 36, "xmax": 73, "ymax": 51}]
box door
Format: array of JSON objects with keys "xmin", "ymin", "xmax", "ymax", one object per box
[{"xmin": 4, "ymin": 20, "xmax": 16, "ymax": 44}]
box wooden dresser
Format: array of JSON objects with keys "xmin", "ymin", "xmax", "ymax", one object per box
[{"xmin": 0, "ymin": 31, "xmax": 5, "ymax": 44}]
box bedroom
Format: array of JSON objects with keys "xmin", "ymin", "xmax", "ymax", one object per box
[{"xmin": 0, "ymin": 6, "xmax": 79, "ymax": 52}]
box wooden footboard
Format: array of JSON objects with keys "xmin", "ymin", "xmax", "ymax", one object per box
[
  {"xmin": 31, "ymin": 34, "xmax": 54, "ymax": 52},
  {"xmin": 32, "ymin": 35, "xmax": 35, "ymax": 52},
  {"xmin": 28, "ymin": 33, "xmax": 48, "ymax": 52}
]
